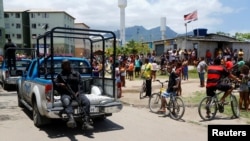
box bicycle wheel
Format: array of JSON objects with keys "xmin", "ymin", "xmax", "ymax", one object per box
[
  {"xmin": 139, "ymin": 82, "xmax": 146, "ymax": 99},
  {"xmin": 230, "ymin": 94, "xmax": 240, "ymax": 118},
  {"xmin": 198, "ymin": 96, "xmax": 217, "ymax": 121},
  {"xmin": 168, "ymin": 97, "xmax": 185, "ymax": 120},
  {"xmin": 148, "ymin": 93, "xmax": 161, "ymax": 113}
]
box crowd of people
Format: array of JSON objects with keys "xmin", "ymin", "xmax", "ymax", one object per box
[
  {"xmin": 3, "ymin": 36, "xmax": 250, "ymax": 128},
  {"xmin": 110, "ymin": 46, "xmax": 250, "ymax": 114}
]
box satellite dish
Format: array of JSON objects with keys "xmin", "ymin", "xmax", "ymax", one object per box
[{"xmin": 42, "ymin": 24, "xmax": 49, "ymax": 30}]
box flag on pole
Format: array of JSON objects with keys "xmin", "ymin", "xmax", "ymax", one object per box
[{"xmin": 184, "ymin": 10, "xmax": 198, "ymax": 21}]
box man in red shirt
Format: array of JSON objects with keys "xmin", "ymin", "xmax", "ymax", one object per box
[
  {"xmin": 205, "ymin": 49, "xmax": 212, "ymax": 64},
  {"xmin": 206, "ymin": 58, "xmax": 240, "ymax": 117}
]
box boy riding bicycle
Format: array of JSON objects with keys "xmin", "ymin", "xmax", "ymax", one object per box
[
  {"xmin": 206, "ymin": 58, "xmax": 241, "ymax": 116},
  {"xmin": 158, "ymin": 64, "xmax": 180, "ymax": 113}
]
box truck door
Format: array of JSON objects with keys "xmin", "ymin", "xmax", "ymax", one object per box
[{"xmin": 22, "ymin": 61, "xmax": 36, "ymax": 104}]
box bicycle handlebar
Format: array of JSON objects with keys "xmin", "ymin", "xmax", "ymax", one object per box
[{"xmin": 155, "ymin": 79, "xmax": 168, "ymax": 87}]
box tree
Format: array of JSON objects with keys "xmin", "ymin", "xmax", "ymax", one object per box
[
  {"xmin": 216, "ymin": 31, "xmax": 230, "ymax": 37},
  {"xmin": 105, "ymin": 40, "xmax": 151, "ymax": 57},
  {"xmin": 235, "ymin": 32, "xmax": 250, "ymax": 41}
]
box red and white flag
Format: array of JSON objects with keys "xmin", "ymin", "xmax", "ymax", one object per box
[{"xmin": 184, "ymin": 10, "xmax": 198, "ymax": 21}]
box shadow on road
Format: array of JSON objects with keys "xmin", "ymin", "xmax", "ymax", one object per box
[
  {"xmin": 21, "ymin": 107, "xmax": 124, "ymax": 140},
  {"xmin": 38, "ymin": 119, "xmax": 124, "ymax": 140}
]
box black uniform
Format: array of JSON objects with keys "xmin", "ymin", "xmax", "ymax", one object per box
[
  {"xmin": 4, "ymin": 39, "xmax": 16, "ymax": 70},
  {"xmin": 54, "ymin": 70, "xmax": 90, "ymax": 116}
]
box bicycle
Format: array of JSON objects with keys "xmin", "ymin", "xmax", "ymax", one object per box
[
  {"xmin": 139, "ymin": 78, "xmax": 146, "ymax": 99},
  {"xmin": 198, "ymin": 80, "xmax": 240, "ymax": 121},
  {"xmin": 148, "ymin": 79, "xmax": 185, "ymax": 120}
]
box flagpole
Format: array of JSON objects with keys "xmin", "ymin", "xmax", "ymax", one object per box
[
  {"xmin": 185, "ymin": 21, "xmax": 191, "ymax": 49},
  {"xmin": 184, "ymin": 10, "xmax": 197, "ymax": 48}
]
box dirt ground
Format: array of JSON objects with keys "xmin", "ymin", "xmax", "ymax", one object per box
[{"xmin": 120, "ymin": 78, "xmax": 250, "ymax": 125}]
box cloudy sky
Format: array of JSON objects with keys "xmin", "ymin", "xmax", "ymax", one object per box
[{"xmin": 3, "ymin": 0, "xmax": 250, "ymax": 35}]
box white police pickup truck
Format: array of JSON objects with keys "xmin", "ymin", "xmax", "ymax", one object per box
[
  {"xmin": 16, "ymin": 27, "xmax": 123, "ymax": 127},
  {"xmin": 0, "ymin": 48, "xmax": 35, "ymax": 90},
  {"xmin": 0, "ymin": 58, "xmax": 31, "ymax": 90}
]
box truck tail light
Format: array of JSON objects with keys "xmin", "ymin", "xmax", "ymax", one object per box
[
  {"xmin": 5, "ymin": 71, "xmax": 9, "ymax": 78},
  {"xmin": 45, "ymin": 84, "xmax": 53, "ymax": 102}
]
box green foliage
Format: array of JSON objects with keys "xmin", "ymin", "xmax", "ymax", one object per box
[
  {"xmin": 105, "ymin": 40, "xmax": 151, "ymax": 56},
  {"xmin": 216, "ymin": 31, "xmax": 230, "ymax": 37},
  {"xmin": 183, "ymin": 91, "xmax": 204, "ymax": 106},
  {"xmin": 188, "ymin": 67, "xmax": 199, "ymax": 79},
  {"xmin": 183, "ymin": 90, "xmax": 250, "ymax": 121},
  {"xmin": 235, "ymin": 32, "xmax": 250, "ymax": 41}
]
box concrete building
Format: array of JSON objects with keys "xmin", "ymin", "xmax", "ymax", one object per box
[
  {"xmin": 0, "ymin": 0, "xmax": 5, "ymax": 54},
  {"xmin": 153, "ymin": 29, "xmax": 250, "ymax": 61},
  {"xmin": 91, "ymin": 36, "xmax": 121, "ymax": 56},
  {"xmin": 3, "ymin": 9, "xmax": 76, "ymax": 56},
  {"xmin": 74, "ymin": 23, "xmax": 90, "ymax": 58}
]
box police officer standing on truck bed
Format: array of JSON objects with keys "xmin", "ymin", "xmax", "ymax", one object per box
[
  {"xmin": 4, "ymin": 38, "xmax": 17, "ymax": 70},
  {"xmin": 54, "ymin": 59, "xmax": 94, "ymax": 130}
]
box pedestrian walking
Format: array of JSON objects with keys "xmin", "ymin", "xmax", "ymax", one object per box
[
  {"xmin": 141, "ymin": 58, "xmax": 152, "ymax": 97},
  {"xmin": 197, "ymin": 57, "xmax": 207, "ymax": 87}
]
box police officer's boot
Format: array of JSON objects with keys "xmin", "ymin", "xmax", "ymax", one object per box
[
  {"xmin": 67, "ymin": 114, "xmax": 76, "ymax": 128},
  {"xmin": 82, "ymin": 116, "xmax": 94, "ymax": 130}
]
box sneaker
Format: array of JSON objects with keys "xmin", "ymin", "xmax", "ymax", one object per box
[
  {"xmin": 218, "ymin": 103, "xmax": 224, "ymax": 113},
  {"xmin": 82, "ymin": 122, "xmax": 94, "ymax": 130}
]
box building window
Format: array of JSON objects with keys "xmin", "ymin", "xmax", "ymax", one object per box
[
  {"xmin": 12, "ymin": 34, "xmax": 15, "ymax": 37},
  {"xmin": 31, "ymin": 13, "xmax": 35, "ymax": 18},
  {"xmin": 31, "ymin": 24, "xmax": 36, "ymax": 29},
  {"xmin": 42, "ymin": 13, "xmax": 49, "ymax": 18},
  {"xmin": 12, "ymin": 23, "xmax": 14, "ymax": 27},
  {"xmin": 17, "ymin": 34, "xmax": 22, "ymax": 39},
  {"xmin": 32, "ymin": 34, "xmax": 37, "ymax": 39},
  {"xmin": 15, "ymin": 13, "xmax": 20, "ymax": 18},
  {"xmin": 4, "ymin": 13, "xmax": 9, "ymax": 18},
  {"xmin": 5, "ymin": 23, "xmax": 10, "ymax": 29},
  {"xmin": 16, "ymin": 23, "xmax": 21, "ymax": 29},
  {"xmin": 5, "ymin": 34, "xmax": 10, "ymax": 39},
  {"xmin": 193, "ymin": 43, "xmax": 198, "ymax": 49},
  {"xmin": 42, "ymin": 24, "xmax": 49, "ymax": 30}
]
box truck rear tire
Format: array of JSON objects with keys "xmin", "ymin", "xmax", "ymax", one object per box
[
  {"xmin": 3, "ymin": 82, "xmax": 9, "ymax": 90},
  {"xmin": 33, "ymin": 101, "xmax": 50, "ymax": 127}
]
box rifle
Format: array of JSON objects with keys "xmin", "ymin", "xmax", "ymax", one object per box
[
  {"xmin": 57, "ymin": 74, "xmax": 78, "ymax": 98},
  {"xmin": 57, "ymin": 74, "xmax": 87, "ymax": 116}
]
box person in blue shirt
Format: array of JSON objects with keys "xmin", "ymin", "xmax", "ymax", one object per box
[{"xmin": 134, "ymin": 55, "xmax": 142, "ymax": 77}]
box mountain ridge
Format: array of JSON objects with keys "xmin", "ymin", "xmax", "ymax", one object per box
[{"xmin": 112, "ymin": 25, "xmax": 179, "ymax": 42}]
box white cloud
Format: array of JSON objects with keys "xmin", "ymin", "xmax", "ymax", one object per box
[{"xmin": 3, "ymin": 0, "xmax": 245, "ymax": 34}]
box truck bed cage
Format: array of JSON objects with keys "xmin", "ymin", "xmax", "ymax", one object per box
[{"xmin": 36, "ymin": 27, "xmax": 117, "ymax": 97}]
